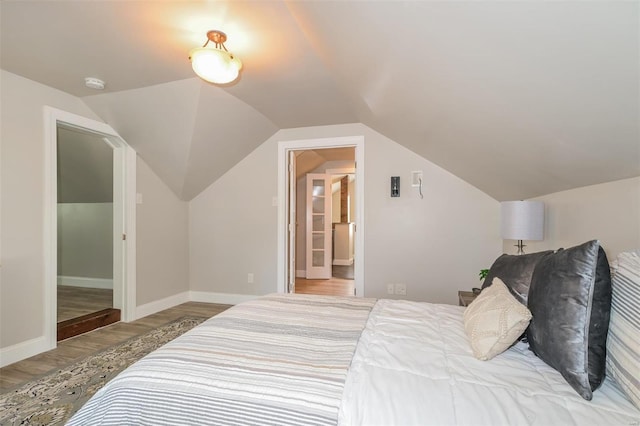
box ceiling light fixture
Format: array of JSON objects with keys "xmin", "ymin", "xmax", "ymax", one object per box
[{"xmin": 189, "ymin": 30, "xmax": 242, "ymax": 85}]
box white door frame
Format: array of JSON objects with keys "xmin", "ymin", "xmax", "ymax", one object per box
[
  {"xmin": 44, "ymin": 106, "xmax": 137, "ymax": 350},
  {"xmin": 277, "ymin": 136, "xmax": 365, "ymax": 297}
]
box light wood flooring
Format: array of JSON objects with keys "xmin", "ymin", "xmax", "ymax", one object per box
[
  {"xmin": 0, "ymin": 302, "xmax": 230, "ymax": 391},
  {"xmin": 295, "ymin": 263, "xmax": 355, "ymax": 296},
  {"xmin": 295, "ymin": 277, "xmax": 355, "ymax": 296},
  {"xmin": 57, "ymin": 285, "xmax": 113, "ymax": 323}
]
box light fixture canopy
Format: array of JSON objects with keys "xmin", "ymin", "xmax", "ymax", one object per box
[
  {"xmin": 500, "ymin": 200, "xmax": 544, "ymax": 254},
  {"xmin": 189, "ymin": 30, "xmax": 242, "ymax": 85}
]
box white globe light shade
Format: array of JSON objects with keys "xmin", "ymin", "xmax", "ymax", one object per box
[{"xmin": 190, "ymin": 47, "xmax": 242, "ymax": 84}]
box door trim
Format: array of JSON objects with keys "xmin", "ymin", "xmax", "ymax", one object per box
[
  {"xmin": 277, "ymin": 136, "xmax": 365, "ymax": 297},
  {"xmin": 43, "ymin": 106, "xmax": 137, "ymax": 351}
]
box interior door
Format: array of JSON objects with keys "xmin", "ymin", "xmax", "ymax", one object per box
[
  {"xmin": 287, "ymin": 151, "xmax": 296, "ymax": 293},
  {"xmin": 306, "ymin": 173, "xmax": 332, "ymax": 279}
]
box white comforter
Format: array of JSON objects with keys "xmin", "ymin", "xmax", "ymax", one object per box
[{"xmin": 339, "ymin": 299, "xmax": 640, "ymax": 426}]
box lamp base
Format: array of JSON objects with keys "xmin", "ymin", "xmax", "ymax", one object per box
[{"xmin": 515, "ymin": 240, "xmax": 526, "ymax": 255}]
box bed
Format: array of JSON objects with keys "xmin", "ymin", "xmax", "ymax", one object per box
[{"xmin": 69, "ymin": 243, "xmax": 640, "ymax": 425}]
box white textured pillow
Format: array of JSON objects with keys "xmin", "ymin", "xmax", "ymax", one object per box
[
  {"xmin": 463, "ymin": 277, "xmax": 532, "ymax": 360},
  {"xmin": 606, "ymin": 251, "xmax": 640, "ymax": 410}
]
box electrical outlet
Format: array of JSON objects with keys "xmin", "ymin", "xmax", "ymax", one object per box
[
  {"xmin": 248, "ymin": 273, "xmax": 254, "ymax": 284},
  {"xmin": 387, "ymin": 283, "xmax": 395, "ymax": 295},
  {"xmin": 395, "ymin": 283, "xmax": 406, "ymax": 296}
]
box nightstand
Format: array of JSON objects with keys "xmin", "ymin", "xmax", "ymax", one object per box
[{"xmin": 458, "ymin": 291, "xmax": 477, "ymax": 307}]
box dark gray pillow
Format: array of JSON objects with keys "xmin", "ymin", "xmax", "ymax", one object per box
[
  {"xmin": 526, "ymin": 240, "xmax": 612, "ymax": 400},
  {"xmin": 482, "ymin": 250, "xmax": 554, "ymax": 305}
]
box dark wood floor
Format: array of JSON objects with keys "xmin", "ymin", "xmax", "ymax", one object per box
[{"xmin": 0, "ymin": 302, "xmax": 230, "ymax": 391}]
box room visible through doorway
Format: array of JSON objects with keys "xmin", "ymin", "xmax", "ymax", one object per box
[
  {"xmin": 56, "ymin": 124, "xmax": 119, "ymax": 340},
  {"xmin": 291, "ymin": 148, "xmax": 356, "ymax": 297}
]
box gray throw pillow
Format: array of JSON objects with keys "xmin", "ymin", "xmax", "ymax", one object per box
[
  {"xmin": 482, "ymin": 250, "xmax": 554, "ymax": 305},
  {"xmin": 526, "ymin": 240, "xmax": 612, "ymax": 400}
]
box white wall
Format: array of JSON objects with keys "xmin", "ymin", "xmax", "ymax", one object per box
[
  {"xmin": 0, "ymin": 70, "xmax": 104, "ymax": 348},
  {"xmin": 505, "ymin": 177, "xmax": 640, "ymax": 260},
  {"xmin": 136, "ymin": 158, "xmax": 190, "ymax": 305},
  {"xmin": 57, "ymin": 203, "xmax": 113, "ymax": 279},
  {"xmin": 190, "ymin": 123, "xmax": 502, "ymax": 304}
]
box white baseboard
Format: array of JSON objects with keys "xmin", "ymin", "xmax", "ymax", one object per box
[
  {"xmin": 332, "ymin": 258, "xmax": 354, "ymax": 266},
  {"xmin": 296, "ymin": 270, "xmax": 306, "ymax": 278},
  {"xmin": 190, "ymin": 291, "xmax": 260, "ymax": 305},
  {"xmin": 135, "ymin": 291, "xmax": 190, "ymax": 320},
  {"xmin": 0, "ymin": 335, "xmax": 53, "ymax": 368},
  {"xmin": 58, "ymin": 276, "xmax": 113, "ymax": 289}
]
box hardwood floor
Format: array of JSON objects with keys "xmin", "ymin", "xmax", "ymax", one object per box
[
  {"xmin": 57, "ymin": 285, "xmax": 113, "ymax": 323},
  {"xmin": 295, "ymin": 263, "xmax": 355, "ymax": 296},
  {"xmin": 295, "ymin": 277, "xmax": 355, "ymax": 296},
  {"xmin": 0, "ymin": 302, "xmax": 230, "ymax": 391}
]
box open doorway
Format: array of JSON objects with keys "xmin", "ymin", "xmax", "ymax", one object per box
[
  {"xmin": 44, "ymin": 107, "xmax": 137, "ymax": 349},
  {"xmin": 277, "ymin": 135, "xmax": 365, "ymax": 298},
  {"xmin": 294, "ymin": 149, "xmax": 356, "ymax": 296},
  {"xmin": 56, "ymin": 125, "xmax": 119, "ymax": 337}
]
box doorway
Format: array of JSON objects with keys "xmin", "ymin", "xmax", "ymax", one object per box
[
  {"xmin": 277, "ymin": 136, "xmax": 365, "ymax": 297},
  {"xmin": 295, "ymin": 155, "xmax": 356, "ymax": 296},
  {"xmin": 44, "ymin": 107, "xmax": 136, "ymax": 349},
  {"xmin": 56, "ymin": 125, "xmax": 119, "ymax": 338}
]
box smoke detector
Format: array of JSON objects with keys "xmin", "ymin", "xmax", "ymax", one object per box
[{"xmin": 84, "ymin": 77, "xmax": 105, "ymax": 90}]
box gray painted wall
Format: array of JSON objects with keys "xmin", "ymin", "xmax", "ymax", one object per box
[
  {"xmin": 136, "ymin": 159, "xmax": 189, "ymax": 305},
  {"xmin": 1, "ymin": 70, "xmax": 190, "ymax": 352},
  {"xmin": 503, "ymin": 177, "xmax": 640, "ymax": 260},
  {"xmin": 189, "ymin": 123, "xmax": 503, "ymax": 305},
  {"xmin": 57, "ymin": 126, "xmax": 113, "ymax": 203},
  {"xmin": 0, "ymin": 70, "xmax": 105, "ymax": 348},
  {"xmin": 57, "ymin": 203, "xmax": 113, "ymax": 279}
]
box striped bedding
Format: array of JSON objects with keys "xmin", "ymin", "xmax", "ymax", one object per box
[{"xmin": 68, "ymin": 293, "xmax": 376, "ymax": 426}]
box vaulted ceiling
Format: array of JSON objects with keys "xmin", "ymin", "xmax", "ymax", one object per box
[{"xmin": 2, "ymin": 1, "xmax": 638, "ymax": 201}]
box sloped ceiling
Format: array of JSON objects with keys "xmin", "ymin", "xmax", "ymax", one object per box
[{"xmin": 1, "ymin": 1, "xmax": 638, "ymax": 201}]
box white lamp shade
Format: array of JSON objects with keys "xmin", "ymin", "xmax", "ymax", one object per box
[
  {"xmin": 500, "ymin": 201, "xmax": 544, "ymax": 241},
  {"xmin": 190, "ymin": 47, "xmax": 242, "ymax": 84}
]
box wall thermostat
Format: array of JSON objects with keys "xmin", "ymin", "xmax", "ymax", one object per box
[{"xmin": 391, "ymin": 176, "xmax": 400, "ymax": 197}]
